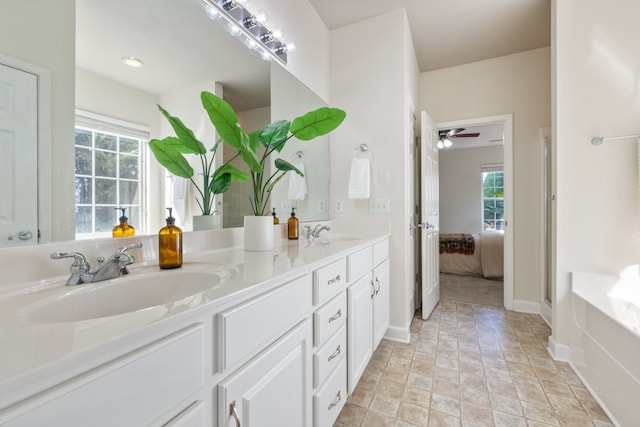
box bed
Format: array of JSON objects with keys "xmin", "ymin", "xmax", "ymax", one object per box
[{"xmin": 439, "ymin": 231, "xmax": 504, "ymax": 278}]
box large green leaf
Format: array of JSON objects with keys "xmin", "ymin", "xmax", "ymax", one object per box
[
  {"xmin": 248, "ymin": 130, "xmax": 262, "ymax": 153},
  {"xmin": 261, "ymin": 120, "xmax": 290, "ymax": 151},
  {"xmin": 238, "ymin": 131, "xmax": 262, "ymax": 172},
  {"xmin": 210, "ymin": 172, "xmax": 232, "ymax": 194},
  {"xmin": 157, "ymin": 105, "xmax": 206, "ymax": 154},
  {"xmin": 214, "ymin": 164, "xmax": 249, "ymax": 182},
  {"xmin": 200, "ymin": 91, "xmax": 242, "ymax": 149},
  {"xmin": 274, "ymin": 158, "xmax": 303, "ymax": 176},
  {"xmin": 149, "ymin": 138, "xmax": 194, "ymax": 178},
  {"xmin": 290, "ymin": 107, "xmax": 346, "ymax": 141}
]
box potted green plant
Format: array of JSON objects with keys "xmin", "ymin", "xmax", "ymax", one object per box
[
  {"xmin": 148, "ymin": 95, "xmax": 262, "ymax": 230},
  {"xmin": 194, "ymin": 91, "xmax": 345, "ymax": 250}
]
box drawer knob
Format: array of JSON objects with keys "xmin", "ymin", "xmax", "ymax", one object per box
[
  {"xmin": 230, "ymin": 400, "xmax": 241, "ymax": 427},
  {"xmin": 327, "ymin": 274, "xmax": 341, "ymax": 285},
  {"xmin": 328, "ymin": 309, "xmax": 342, "ymax": 323},
  {"xmin": 328, "ymin": 390, "xmax": 342, "ymax": 411},
  {"xmin": 328, "ymin": 344, "xmax": 341, "ymax": 362}
]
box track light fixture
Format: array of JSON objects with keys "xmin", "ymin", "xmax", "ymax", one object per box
[{"xmin": 198, "ymin": 0, "xmax": 292, "ymax": 64}]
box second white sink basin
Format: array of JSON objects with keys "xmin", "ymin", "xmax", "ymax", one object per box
[{"xmin": 24, "ymin": 265, "xmax": 236, "ymax": 323}]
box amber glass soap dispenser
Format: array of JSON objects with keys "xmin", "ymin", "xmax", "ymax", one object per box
[
  {"xmin": 272, "ymin": 207, "xmax": 279, "ymax": 224},
  {"xmin": 112, "ymin": 207, "xmax": 135, "ymax": 238},
  {"xmin": 159, "ymin": 207, "xmax": 183, "ymax": 269},
  {"xmin": 287, "ymin": 207, "xmax": 299, "ymax": 240}
]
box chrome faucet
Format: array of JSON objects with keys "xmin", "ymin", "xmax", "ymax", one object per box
[
  {"xmin": 304, "ymin": 224, "xmax": 331, "ymax": 241},
  {"xmin": 51, "ymin": 242, "xmax": 143, "ymax": 286}
]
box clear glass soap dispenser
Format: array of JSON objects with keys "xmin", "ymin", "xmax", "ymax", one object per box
[
  {"xmin": 159, "ymin": 207, "xmax": 183, "ymax": 269},
  {"xmin": 112, "ymin": 207, "xmax": 135, "ymax": 238}
]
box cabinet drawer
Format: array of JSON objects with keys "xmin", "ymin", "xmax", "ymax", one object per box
[
  {"xmin": 314, "ymin": 291, "xmax": 346, "ymax": 347},
  {"xmin": 217, "ymin": 275, "xmax": 312, "ymax": 372},
  {"xmin": 314, "ymin": 325, "xmax": 346, "ymax": 389},
  {"xmin": 347, "ymin": 246, "xmax": 373, "ymax": 282},
  {"xmin": 2, "ymin": 325, "xmax": 204, "ymax": 427},
  {"xmin": 163, "ymin": 400, "xmax": 205, "ymax": 426},
  {"xmin": 313, "ymin": 258, "xmax": 346, "ymax": 306},
  {"xmin": 313, "ymin": 359, "xmax": 347, "ymax": 427},
  {"xmin": 373, "ymin": 239, "xmax": 389, "ymax": 267}
]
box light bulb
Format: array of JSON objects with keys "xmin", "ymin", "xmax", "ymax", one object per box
[
  {"xmin": 443, "ymin": 138, "xmax": 452, "ymax": 148},
  {"xmin": 437, "ymin": 140, "xmax": 444, "ymax": 149},
  {"xmin": 285, "ymin": 42, "xmax": 296, "ymax": 52}
]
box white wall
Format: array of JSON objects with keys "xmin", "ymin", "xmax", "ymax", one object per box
[
  {"xmin": 420, "ymin": 47, "xmax": 551, "ymax": 303},
  {"xmin": 330, "ymin": 9, "xmax": 419, "ymax": 340},
  {"xmin": 552, "ymin": 0, "xmax": 640, "ymax": 350},
  {"xmin": 439, "ymin": 146, "xmax": 504, "ymax": 234},
  {"xmin": 252, "ymin": 0, "xmax": 330, "ymax": 103},
  {"xmin": 0, "ymin": 0, "xmax": 76, "ymax": 242}
]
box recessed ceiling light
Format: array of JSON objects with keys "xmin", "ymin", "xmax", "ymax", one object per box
[{"xmin": 121, "ymin": 56, "xmax": 144, "ymax": 68}]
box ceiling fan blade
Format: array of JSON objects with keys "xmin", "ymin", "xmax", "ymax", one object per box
[
  {"xmin": 448, "ymin": 128, "xmax": 465, "ymax": 136},
  {"xmin": 450, "ymin": 132, "xmax": 480, "ymax": 138}
]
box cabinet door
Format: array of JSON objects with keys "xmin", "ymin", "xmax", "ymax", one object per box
[
  {"xmin": 347, "ymin": 275, "xmax": 374, "ymax": 394},
  {"xmin": 218, "ymin": 320, "xmax": 312, "ymax": 427},
  {"xmin": 373, "ymin": 260, "xmax": 390, "ymax": 349}
]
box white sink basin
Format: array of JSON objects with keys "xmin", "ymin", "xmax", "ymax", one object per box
[{"xmin": 24, "ymin": 265, "xmax": 236, "ymax": 323}]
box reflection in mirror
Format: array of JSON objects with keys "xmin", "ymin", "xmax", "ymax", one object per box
[{"xmin": 8, "ymin": 0, "xmax": 332, "ymax": 244}]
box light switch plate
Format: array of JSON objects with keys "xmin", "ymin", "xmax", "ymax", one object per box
[
  {"xmin": 368, "ymin": 198, "xmax": 390, "ymax": 213},
  {"xmin": 334, "ymin": 199, "xmax": 344, "ymax": 212}
]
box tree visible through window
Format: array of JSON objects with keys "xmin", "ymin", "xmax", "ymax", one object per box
[
  {"xmin": 74, "ymin": 113, "xmax": 148, "ymax": 238},
  {"xmin": 482, "ymin": 167, "xmax": 504, "ymax": 231}
]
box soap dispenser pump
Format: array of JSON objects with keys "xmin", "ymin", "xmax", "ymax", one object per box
[
  {"xmin": 112, "ymin": 207, "xmax": 135, "ymax": 238},
  {"xmin": 159, "ymin": 207, "xmax": 183, "ymax": 269},
  {"xmin": 287, "ymin": 207, "xmax": 299, "ymax": 240}
]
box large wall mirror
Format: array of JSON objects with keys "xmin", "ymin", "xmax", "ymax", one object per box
[{"xmin": 2, "ymin": 0, "xmax": 329, "ymax": 246}]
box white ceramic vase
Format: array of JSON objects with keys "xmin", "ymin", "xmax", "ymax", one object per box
[
  {"xmin": 244, "ymin": 215, "xmax": 273, "ymax": 251},
  {"xmin": 193, "ymin": 215, "xmax": 221, "ymax": 231}
]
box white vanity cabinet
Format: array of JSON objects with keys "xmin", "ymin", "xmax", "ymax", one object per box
[
  {"xmin": 0, "ymin": 233, "xmax": 390, "ymax": 427},
  {"xmin": 311, "ymin": 260, "xmax": 348, "ymax": 427},
  {"xmin": 0, "ymin": 324, "xmax": 207, "ymax": 427},
  {"xmin": 218, "ymin": 319, "xmax": 313, "ymax": 427},
  {"xmin": 347, "ymin": 239, "xmax": 389, "ymax": 393}
]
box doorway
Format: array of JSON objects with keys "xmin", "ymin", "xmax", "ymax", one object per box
[{"xmin": 417, "ymin": 114, "xmax": 514, "ymax": 309}]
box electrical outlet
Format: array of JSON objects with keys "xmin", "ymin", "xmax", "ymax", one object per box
[
  {"xmin": 334, "ymin": 199, "xmax": 344, "ymax": 212},
  {"xmin": 317, "ymin": 199, "xmax": 326, "ymax": 213},
  {"xmin": 368, "ymin": 198, "xmax": 390, "ymax": 213}
]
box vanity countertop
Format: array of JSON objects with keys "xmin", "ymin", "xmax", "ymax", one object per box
[{"xmin": 0, "ymin": 228, "xmax": 388, "ymax": 410}]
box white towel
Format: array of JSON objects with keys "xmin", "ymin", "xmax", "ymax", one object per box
[
  {"xmin": 348, "ymin": 157, "xmax": 370, "ymax": 199},
  {"xmin": 288, "ymin": 158, "xmax": 307, "ymax": 200}
]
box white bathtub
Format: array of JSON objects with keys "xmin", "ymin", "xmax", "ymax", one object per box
[{"xmin": 571, "ymin": 272, "xmax": 640, "ymax": 427}]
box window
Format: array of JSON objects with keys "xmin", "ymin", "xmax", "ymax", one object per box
[
  {"xmin": 74, "ymin": 111, "xmax": 149, "ymax": 238},
  {"xmin": 482, "ymin": 165, "xmax": 504, "ymax": 231}
]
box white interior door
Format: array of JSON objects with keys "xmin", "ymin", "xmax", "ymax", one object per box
[
  {"xmin": 0, "ymin": 63, "xmax": 38, "ymax": 246},
  {"xmin": 420, "ymin": 111, "xmax": 440, "ymax": 319}
]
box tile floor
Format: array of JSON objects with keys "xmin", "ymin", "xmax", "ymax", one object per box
[{"xmin": 334, "ymin": 301, "xmax": 613, "ymax": 427}]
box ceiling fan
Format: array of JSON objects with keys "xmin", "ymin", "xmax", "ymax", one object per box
[{"xmin": 438, "ymin": 128, "xmax": 480, "ymax": 148}]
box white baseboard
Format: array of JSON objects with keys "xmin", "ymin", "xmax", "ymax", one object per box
[
  {"xmin": 547, "ymin": 335, "xmax": 571, "ymax": 361},
  {"xmin": 384, "ymin": 325, "xmax": 411, "ymax": 344},
  {"xmin": 539, "ymin": 300, "xmax": 552, "ymax": 328},
  {"xmin": 513, "ymin": 299, "xmax": 540, "ymax": 314}
]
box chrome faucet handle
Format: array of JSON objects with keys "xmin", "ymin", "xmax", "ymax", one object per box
[
  {"xmin": 304, "ymin": 225, "xmax": 313, "ymax": 239},
  {"xmin": 50, "ymin": 251, "xmax": 89, "ymax": 269},
  {"xmin": 50, "ymin": 252, "xmax": 90, "ymax": 286},
  {"xmin": 114, "ymin": 242, "xmax": 143, "ymax": 256}
]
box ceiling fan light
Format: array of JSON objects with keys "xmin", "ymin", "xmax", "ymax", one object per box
[
  {"xmin": 443, "ymin": 138, "xmax": 452, "ymax": 148},
  {"xmin": 437, "ymin": 139, "xmax": 444, "ymax": 149}
]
